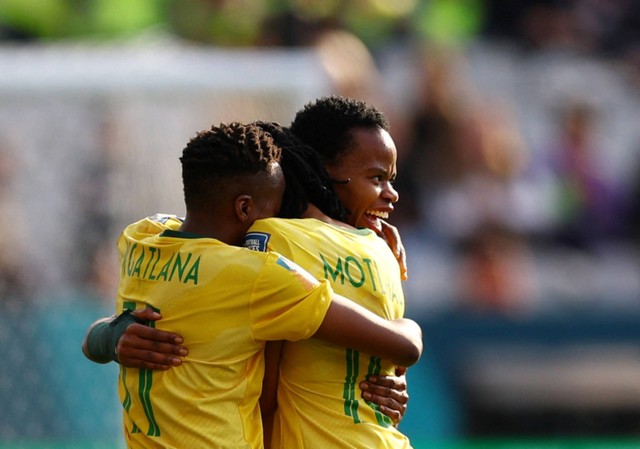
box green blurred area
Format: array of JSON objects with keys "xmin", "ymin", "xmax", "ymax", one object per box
[{"xmin": 0, "ymin": 0, "xmax": 484, "ymax": 47}]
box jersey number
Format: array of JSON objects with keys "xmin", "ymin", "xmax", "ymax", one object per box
[
  {"xmin": 121, "ymin": 301, "xmax": 161, "ymax": 437},
  {"xmin": 342, "ymin": 349, "xmax": 392, "ymax": 427}
]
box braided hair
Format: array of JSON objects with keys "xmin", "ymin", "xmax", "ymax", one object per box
[
  {"xmin": 180, "ymin": 122, "xmax": 281, "ymax": 210},
  {"xmin": 253, "ymin": 121, "xmax": 347, "ymax": 221},
  {"xmin": 290, "ymin": 95, "xmax": 389, "ymax": 164}
]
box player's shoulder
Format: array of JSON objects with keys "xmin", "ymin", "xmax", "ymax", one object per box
[
  {"xmin": 245, "ymin": 217, "xmax": 307, "ymax": 251},
  {"xmin": 122, "ymin": 214, "xmax": 182, "ymax": 238},
  {"xmin": 148, "ymin": 213, "xmax": 184, "ymax": 227},
  {"xmin": 250, "ymin": 217, "xmax": 299, "ymax": 231},
  {"xmin": 261, "ymin": 250, "xmax": 321, "ymax": 288}
]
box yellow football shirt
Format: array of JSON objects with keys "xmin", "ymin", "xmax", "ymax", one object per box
[
  {"xmin": 116, "ymin": 215, "xmax": 332, "ymax": 449},
  {"xmin": 245, "ymin": 217, "xmax": 412, "ymax": 449}
]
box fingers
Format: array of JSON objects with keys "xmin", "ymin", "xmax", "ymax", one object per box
[
  {"xmin": 397, "ymin": 247, "xmax": 408, "ymax": 281},
  {"xmin": 131, "ymin": 307, "xmax": 162, "ymax": 323},
  {"xmin": 379, "ymin": 220, "xmax": 408, "ymax": 280},
  {"xmin": 388, "ymin": 231, "xmax": 408, "ymax": 281},
  {"xmin": 128, "ymin": 324, "xmax": 185, "ymax": 345},
  {"xmin": 116, "ymin": 338, "xmax": 186, "ymax": 370},
  {"xmin": 363, "ymin": 374, "xmax": 407, "ymax": 391},
  {"xmin": 360, "ymin": 383, "xmax": 407, "ymax": 424},
  {"xmin": 359, "ymin": 373, "xmax": 410, "ymax": 423},
  {"xmin": 360, "ymin": 379, "xmax": 408, "ymax": 401},
  {"xmin": 116, "ymin": 323, "xmax": 188, "ymax": 370},
  {"xmin": 115, "ymin": 348, "xmax": 180, "ymax": 371},
  {"xmin": 377, "ymin": 404, "xmax": 404, "ymax": 425}
]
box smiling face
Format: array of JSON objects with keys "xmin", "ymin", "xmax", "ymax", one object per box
[{"xmin": 325, "ymin": 127, "xmax": 399, "ymax": 233}]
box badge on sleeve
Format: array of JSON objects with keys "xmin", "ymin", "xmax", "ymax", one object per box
[{"xmin": 244, "ymin": 232, "xmax": 271, "ymax": 252}]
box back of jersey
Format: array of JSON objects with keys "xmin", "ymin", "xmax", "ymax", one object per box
[{"xmin": 117, "ymin": 216, "xmax": 331, "ymax": 449}]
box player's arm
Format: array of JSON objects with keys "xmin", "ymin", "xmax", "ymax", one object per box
[
  {"xmin": 360, "ymin": 367, "xmax": 409, "ymax": 425},
  {"xmin": 101, "ymin": 293, "xmax": 423, "ymax": 369},
  {"xmin": 84, "ymin": 283, "xmax": 423, "ymax": 370},
  {"xmin": 81, "ymin": 308, "xmax": 187, "ymax": 369},
  {"xmin": 313, "ymin": 293, "xmax": 422, "ymax": 367},
  {"xmin": 379, "ymin": 219, "xmax": 407, "ymax": 280},
  {"xmin": 260, "ymin": 341, "xmax": 283, "ymax": 449}
]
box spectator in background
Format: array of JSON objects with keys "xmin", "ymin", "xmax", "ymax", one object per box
[
  {"xmin": 544, "ymin": 101, "xmax": 627, "ymax": 250},
  {"xmin": 313, "ymin": 27, "xmax": 384, "ymax": 106},
  {"xmin": 397, "ymin": 46, "xmax": 534, "ymax": 239},
  {"xmin": 455, "ymin": 221, "xmax": 537, "ymax": 315},
  {"xmin": 395, "ymin": 46, "xmax": 539, "ymax": 314},
  {"xmin": 393, "ymin": 47, "xmax": 470, "ymax": 230}
]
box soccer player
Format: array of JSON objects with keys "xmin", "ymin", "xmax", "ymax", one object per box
[
  {"xmin": 83, "ymin": 122, "xmax": 422, "ymax": 449},
  {"xmin": 97, "ymin": 96, "xmax": 417, "ymax": 448},
  {"xmin": 252, "ymin": 98, "xmax": 414, "ymax": 448}
]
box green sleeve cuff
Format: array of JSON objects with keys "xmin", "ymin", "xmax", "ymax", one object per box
[{"xmin": 86, "ymin": 311, "xmax": 140, "ymax": 363}]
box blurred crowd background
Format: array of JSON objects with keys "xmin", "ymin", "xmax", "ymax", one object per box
[{"xmin": 1, "ymin": 1, "xmax": 640, "ymax": 447}]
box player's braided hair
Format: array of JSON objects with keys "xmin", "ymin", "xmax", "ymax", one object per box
[
  {"xmin": 253, "ymin": 121, "xmax": 348, "ymax": 221},
  {"xmin": 180, "ymin": 122, "xmax": 281, "ymax": 209},
  {"xmin": 290, "ymin": 95, "xmax": 390, "ymax": 164}
]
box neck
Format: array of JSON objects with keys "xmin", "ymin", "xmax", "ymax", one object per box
[{"xmin": 180, "ymin": 215, "xmax": 244, "ymax": 246}]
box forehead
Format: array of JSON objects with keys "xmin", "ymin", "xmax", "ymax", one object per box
[{"xmin": 340, "ymin": 127, "xmax": 397, "ymax": 166}]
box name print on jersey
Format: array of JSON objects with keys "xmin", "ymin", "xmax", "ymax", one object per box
[
  {"xmin": 121, "ymin": 242, "xmax": 201, "ymax": 285},
  {"xmin": 320, "ymin": 253, "xmax": 402, "ymax": 306}
]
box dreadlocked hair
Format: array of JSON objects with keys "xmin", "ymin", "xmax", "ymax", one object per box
[
  {"xmin": 253, "ymin": 121, "xmax": 348, "ymax": 221},
  {"xmin": 290, "ymin": 95, "xmax": 390, "ymax": 164},
  {"xmin": 180, "ymin": 122, "xmax": 281, "ymax": 210}
]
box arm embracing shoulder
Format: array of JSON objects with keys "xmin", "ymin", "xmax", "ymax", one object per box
[
  {"xmin": 82, "ymin": 308, "xmax": 186, "ymax": 370},
  {"xmin": 312, "ymin": 294, "xmax": 423, "ymax": 367},
  {"xmin": 81, "ymin": 310, "xmax": 145, "ymax": 364}
]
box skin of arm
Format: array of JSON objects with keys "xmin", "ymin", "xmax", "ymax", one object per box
[
  {"xmin": 312, "ymin": 293, "xmax": 422, "ymax": 368},
  {"xmin": 109, "ymin": 297, "xmax": 423, "ymax": 368},
  {"xmin": 84, "ymin": 292, "xmax": 423, "ymax": 369},
  {"xmin": 84, "ymin": 292, "xmax": 421, "ymax": 423},
  {"xmin": 89, "ymin": 307, "xmax": 416, "ymax": 418}
]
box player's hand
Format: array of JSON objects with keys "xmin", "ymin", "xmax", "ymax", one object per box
[
  {"xmin": 379, "ymin": 220, "xmax": 408, "ymax": 280},
  {"xmin": 115, "ymin": 307, "xmax": 188, "ymax": 371},
  {"xmin": 359, "ymin": 367, "xmax": 409, "ymax": 425}
]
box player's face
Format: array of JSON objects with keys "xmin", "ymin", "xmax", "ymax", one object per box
[{"xmin": 326, "ymin": 127, "xmax": 399, "ymax": 234}]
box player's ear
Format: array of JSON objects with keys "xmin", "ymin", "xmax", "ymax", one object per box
[{"xmin": 234, "ymin": 194, "xmax": 253, "ymax": 223}]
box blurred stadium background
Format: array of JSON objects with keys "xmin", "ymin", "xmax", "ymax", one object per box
[{"xmin": 1, "ymin": 1, "xmax": 640, "ymax": 448}]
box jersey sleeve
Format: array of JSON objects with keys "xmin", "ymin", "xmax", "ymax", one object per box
[
  {"xmin": 249, "ymin": 252, "xmax": 332, "ymax": 342},
  {"xmin": 244, "ymin": 219, "xmax": 293, "ymax": 255}
]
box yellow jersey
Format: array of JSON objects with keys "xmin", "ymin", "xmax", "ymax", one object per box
[
  {"xmin": 116, "ymin": 215, "xmax": 332, "ymax": 449},
  {"xmin": 245, "ymin": 217, "xmax": 412, "ymax": 448}
]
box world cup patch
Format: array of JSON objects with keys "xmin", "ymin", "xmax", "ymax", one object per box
[{"xmin": 244, "ymin": 232, "xmax": 270, "ymax": 252}]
